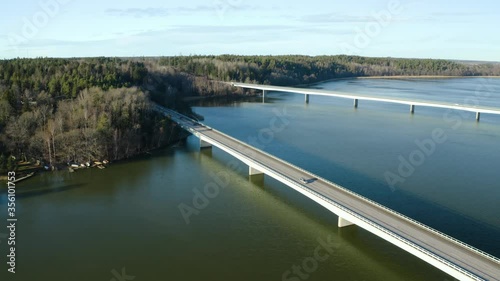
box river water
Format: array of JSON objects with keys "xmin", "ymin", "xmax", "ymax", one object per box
[{"xmin": 1, "ymin": 78, "xmax": 499, "ymax": 281}]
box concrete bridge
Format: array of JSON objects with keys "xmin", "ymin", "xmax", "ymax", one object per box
[
  {"xmin": 231, "ymin": 82, "xmax": 500, "ymax": 121},
  {"xmin": 154, "ymin": 105, "xmax": 500, "ymax": 281}
]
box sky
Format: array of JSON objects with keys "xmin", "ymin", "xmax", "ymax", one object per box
[{"xmin": 1, "ymin": 0, "xmax": 499, "ymax": 61}]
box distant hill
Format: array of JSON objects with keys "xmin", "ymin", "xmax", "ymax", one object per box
[{"xmin": 153, "ymin": 55, "xmax": 500, "ymax": 86}]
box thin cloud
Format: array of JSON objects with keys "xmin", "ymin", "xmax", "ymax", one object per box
[
  {"xmin": 106, "ymin": 8, "xmax": 169, "ymax": 18},
  {"xmin": 301, "ymin": 13, "xmax": 376, "ymax": 23},
  {"xmin": 430, "ymin": 11, "xmax": 489, "ymax": 17},
  {"xmin": 4, "ymin": 23, "xmax": 351, "ymax": 52},
  {"xmin": 10, "ymin": 38, "xmax": 117, "ymax": 48},
  {"xmin": 105, "ymin": 4, "xmax": 256, "ymax": 18},
  {"xmin": 167, "ymin": 24, "xmax": 295, "ymax": 33},
  {"xmin": 175, "ymin": 4, "xmax": 256, "ymax": 12},
  {"xmin": 299, "ymin": 13, "xmax": 413, "ymax": 24}
]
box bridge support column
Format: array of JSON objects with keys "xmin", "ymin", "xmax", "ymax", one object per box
[
  {"xmin": 249, "ymin": 166, "xmax": 264, "ymax": 176},
  {"xmin": 476, "ymin": 112, "xmax": 481, "ymax": 121},
  {"xmin": 410, "ymin": 105, "xmax": 415, "ymax": 114},
  {"xmin": 354, "ymin": 99, "xmax": 358, "ymax": 108},
  {"xmin": 305, "ymin": 94, "xmax": 309, "ymax": 103},
  {"xmin": 200, "ymin": 138, "xmax": 212, "ymax": 149},
  {"xmin": 338, "ymin": 217, "xmax": 354, "ymax": 228},
  {"xmin": 262, "ymin": 90, "xmax": 267, "ymax": 103}
]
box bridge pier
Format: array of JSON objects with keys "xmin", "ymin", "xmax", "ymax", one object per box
[
  {"xmin": 200, "ymin": 138, "xmax": 212, "ymax": 149},
  {"xmin": 354, "ymin": 99, "xmax": 358, "ymax": 108},
  {"xmin": 410, "ymin": 104, "xmax": 415, "ymax": 114},
  {"xmin": 262, "ymin": 90, "xmax": 267, "ymax": 103},
  {"xmin": 305, "ymin": 94, "xmax": 309, "ymax": 103},
  {"xmin": 249, "ymin": 166, "xmax": 264, "ymax": 176},
  {"xmin": 338, "ymin": 217, "xmax": 354, "ymax": 228},
  {"xmin": 476, "ymin": 112, "xmax": 481, "ymax": 121},
  {"xmin": 249, "ymin": 173, "xmax": 265, "ymax": 185}
]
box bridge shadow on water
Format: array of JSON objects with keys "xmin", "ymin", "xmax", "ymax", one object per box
[
  {"xmin": 191, "ymin": 144, "xmax": 454, "ymax": 279},
  {"xmin": 178, "ymin": 127, "xmax": 500, "ymax": 261},
  {"xmin": 181, "ymin": 139, "xmax": 493, "ymax": 280},
  {"xmin": 276, "ymin": 143, "xmax": 500, "ymax": 258},
  {"xmin": 190, "ymin": 135, "xmax": 500, "ymax": 258}
]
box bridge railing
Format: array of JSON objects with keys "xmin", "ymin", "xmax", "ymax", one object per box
[
  {"xmin": 204, "ymin": 123, "xmax": 500, "ymax": 265},
  {"xmin": 155, "ymin": 105, "xmax": 500, "ymax": 265},
  {"xmin": 201, "ymin": 132, "xmax": 487, "ymax": 281},
  {"xmin": 201, "ymin": 132, "xmax": 490, "ymax": 281},
  {"xmin": 232, "ymin": 83, "xmax": 500, "ymax": 115}
]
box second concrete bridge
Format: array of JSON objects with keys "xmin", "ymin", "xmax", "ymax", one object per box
[{"xmin": 233, "ymin": 82, "xmax": 500, "ymax": 121}]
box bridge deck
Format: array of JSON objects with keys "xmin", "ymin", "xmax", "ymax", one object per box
[
  {"xmin": 232, "ymin": 82, "xmax": 500, "ymax": 115},
  {"xmin": 156, "ymin": 105, "xmax": 500, "ymax": 281}
]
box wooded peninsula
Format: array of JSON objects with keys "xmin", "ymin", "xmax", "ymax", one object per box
[{"xmin": 1, "ymin": 55, "xmax": 499, "ymax": 173}]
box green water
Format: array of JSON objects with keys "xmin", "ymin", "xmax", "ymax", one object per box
[{"xmin": 2, "ymin": 78, "xmax": 499, "ymax": 281}]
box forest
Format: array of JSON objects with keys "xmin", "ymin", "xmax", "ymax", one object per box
[
  {"xmin": 1, "ymin": 55, "xmax": 499, "ymax": 172},
  {"xmin": 156, "ymin": 55, "xmax": 500, "ymax": 86}
]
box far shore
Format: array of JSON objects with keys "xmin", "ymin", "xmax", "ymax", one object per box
[
  {"xmin": 183, "ymin": 92, "xmax": 260, "ymax": 102},
  {"xmin": 301, "ymin": 75, "xmax": 500, "ymax": 87},
  {"xmin": 357, "ymin": 75, "xmax": 500, "ymax": 80},
  {"xmin": 190, "ymin": 75, "xmax": 500, "ymax": 99}
]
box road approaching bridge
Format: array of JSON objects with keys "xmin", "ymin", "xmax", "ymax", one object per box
[
  {"xmin": 231, "ymin": 82, "xmax": 500, "ymax": 121},
  {"xmin": 154, "ymin": 104, "xmax": 500, "ymax": 281}
]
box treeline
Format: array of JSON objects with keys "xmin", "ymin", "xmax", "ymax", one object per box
[
  {"xmin": 0, "ymin": 58, "xmax": 147, "ymax": 115},
  {"xmin": 157, "ymin": 55, "xmax": 500, "ymax": 86},
  {"xmin": 144, "ymin": 60, "xmax": 234, "ymax": 101}
]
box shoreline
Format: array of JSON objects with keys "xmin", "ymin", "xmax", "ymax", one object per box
[
  {"xmin": 301, "ymin": 75, "xmax": 500, "ymax": 87},
  {"xmin": 356, "ymin": 75, "xmax": 500, "ymax": 80},
  {"xmin": 190, "ymin": 75, "xmax": 500, "ymax": 98},
  {"xmin": 183, "ymin": 93, "xmax": 259, "ymax": 102},
  {"xmin": 0, "ymin": 131, "xmax": 191, "ymax": 188}
]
